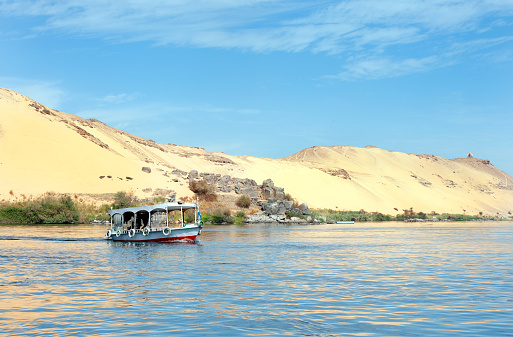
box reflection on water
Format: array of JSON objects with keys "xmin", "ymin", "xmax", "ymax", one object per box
[{"xmin": 0, "ymin": 222, "xmax": 512, "ymax": 336}]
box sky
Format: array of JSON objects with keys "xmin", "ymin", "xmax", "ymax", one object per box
[{"xmin": 1, "ymin": 0, "xmax": 513, "ymax": 175}]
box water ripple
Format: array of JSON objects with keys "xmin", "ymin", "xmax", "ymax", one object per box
[{"xmin": 0, "ymin": 222, "xmax": 512, "ymax": 336}]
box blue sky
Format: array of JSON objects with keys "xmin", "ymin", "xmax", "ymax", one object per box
[{"xmin": 1, "ymin": 0, "xmax": 513, "ymax": 175}]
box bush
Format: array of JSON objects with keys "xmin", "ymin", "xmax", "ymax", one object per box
[
  {"xmin": 234, "ymin": 210, "xmax": 246, "ymax": 223},
  {"xmin": 113, "ymin": 191, "xmax": 134, "ymax": 209},
  {"xmin": 0, "ymin": 194, "xmax": 79, "ymax": 224},
  {"xmin": 208, "ymin": 208, "xmax": 233, "ymax": 224},
  {"xmin": 189, "ymin": 181, "xmax": 217, "ymax": 202},
  {"xmin": 235, "ymin": 195, "xmax": 251, "ymax": 208},
  {"xmin": 284, "ymin": 193, "xmax": 294, "ymax": 201},
  {"xmin": 0, "ymin": 206, "xmax": 26, "ymax": 223}
]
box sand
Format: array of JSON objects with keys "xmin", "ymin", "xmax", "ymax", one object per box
[{"xmin": 1, "ymin": 87, "xmax": 512, "ymax": 215}]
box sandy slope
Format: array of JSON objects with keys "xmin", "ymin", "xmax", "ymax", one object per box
[{"xmin": 1, "ymin": 88, "xmax": 512, "ymax": 215}]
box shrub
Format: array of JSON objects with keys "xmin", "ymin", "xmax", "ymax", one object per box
[
  {"xmin": 235, "ymin": 195, "xmax": 251, "ymax": 208},
  {"xmin": 113, "ymin": 191, "xmax": 134, "ymax": 209},
  {"xmin": 209, "ymin": 208, "xmax": 233, "ymax": 224},
  {"xmin": 0, "ymin": 194, "xmax": 79, "ymax": 224},
  {"xmin": 153, "ymin": 196, "xmax": 166, "ymax": 204},
  {"xmin": 32, "ymin": 194, "xmax": 80, "ymax": 224},
  {"xmin": 0, "ymin": 206, "xmax": 26, "ymax": 223},
  {"xmin": 189, "ymin": 181, "xmax": 217, "ymax": 202},
  {"xmin": 283, "ymin": 193, "xmax": 297, "ymax": 208},
  {"xmin": 234, "ymin": 210, "xmax": 246, "ymax": 223}
]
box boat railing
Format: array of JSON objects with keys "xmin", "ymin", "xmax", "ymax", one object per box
[{"xmin": 110, "ymin": 216, "xmax": 199, "ymax": 233}]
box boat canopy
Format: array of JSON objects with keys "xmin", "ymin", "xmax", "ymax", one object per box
[{"xmin": 108, "ymin": 202, "xmax": 197, "ymax": 216}]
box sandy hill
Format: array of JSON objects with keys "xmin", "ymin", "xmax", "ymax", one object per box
[{"xmin": 1, "ymin": 87, "xmax": 512, "ymax": 215}]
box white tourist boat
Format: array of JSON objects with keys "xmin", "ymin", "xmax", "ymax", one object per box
[{"xmin": 105, "ymin": 200, "xmax": 204, "ymax": 242}]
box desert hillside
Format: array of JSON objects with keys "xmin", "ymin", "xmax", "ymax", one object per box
[{"xmin": 1, "ymin": 87, "xmax": 512, "ymax": 215}]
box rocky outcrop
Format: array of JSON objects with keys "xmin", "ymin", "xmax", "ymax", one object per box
[
  {"xmin": 298, "ymin": 203, "xmax": 311, "ymax": 215},
  {"xmin": 186, "ymin": 174, "xmax": 312, "ymax": 222},
  {"xmin": 246, "ymin": 211, "xmax": 309, "ymax": 224},
  {"xmin": 260, "ymin": 198, "xmax": 294, "ymax": 215},
  {"xmin": 188, "ymin": 172, "xmax": 260, "ymax": 197},
  {"xmin": 261, "ymin": 178, "xmax": 286, "ymax": 199}
]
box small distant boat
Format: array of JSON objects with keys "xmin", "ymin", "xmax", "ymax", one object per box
[
  {"xmin": 336, "ymin": 221, "xmax": 355, "ymax": 224},
  {"xmin": 105, "ymin": 200, "xmax": 204, "ymax": 242}
]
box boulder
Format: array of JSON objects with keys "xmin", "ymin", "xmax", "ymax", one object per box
[
  {"xmin": 262, "ymin": 187, "xmax": 274, "ymax": 199},
  {"xmin": 273, "ymin": 187, "xmax": 285, "ymax": 200},
  {"xmin": 220, "ymin": 185, "xmax": 232, "ymax": 193},
  {"xmin": 219, "ymin": 175, "xmax": 231, "ymax": 185},
  {"xmin": 262, "ymin": 178, "xmax": 274, "ymax": 188},
  {"xmin": 142, "ymin": 167, "xmax": 151, "ymax": 173},
  {"xmin": 261, "ymin": 199, "xmax": 294, "ymax": 215},
  {"xmin": 282, "ymin": 200, "xmax": 294, "ymax": 211},
  {"xmin": 269, "ymin": 214, "xmax": 286, "ymax": 222},
  {"xmin": 299, "ymin": 203, "xmax": 311, "ymax": 215},
  {"xmin": 240, "ymin": 187, "xmax": 258, "ymax": 198},
  {"xmin": 246, "ymin": 212, "xmax": 275, "ymax": 223},
  {"xmin": 289, "ymin": 216, "xmax": 308, "ymax": 223}
]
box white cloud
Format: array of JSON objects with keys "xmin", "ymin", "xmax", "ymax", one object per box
[
  {"xmin": 93, "ymin": 93, "xmax": 140, "ymax": 104},
  {"xmin": 1, "ymin": 0, "xmax": 513, "ymax": 79},
  {"xmin": 1, "ymin": 1, "xmax": 510, "ymax": 49},
  {"xmin": 331, "ymin": 56, "xmax": 443, "ymax": 81}
]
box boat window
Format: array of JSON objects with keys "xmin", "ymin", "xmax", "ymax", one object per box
[
  {"xmin": 113, "ymin": 213, "xmax": 123, "ymax": 226},
  {"xmin": 151, "ymin": 211, "xmax": 167, "ymax": 227}
]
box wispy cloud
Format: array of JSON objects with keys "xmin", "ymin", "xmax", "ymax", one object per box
[
  {"xmin": 1, "ymin": 0, "xmax": 513, "ymax": 79},
  {"xmin": 93, "ymin": 93, "xmax": 140, "ymax": 104},
  {"xmin": 330, "ymin": 55, "xmax": 446, "ymax": 81},
  {"xmin": 78, "ymin": 101, "xmax": 261, "ymax": 125},
  {"xmin": 0, "ymin": 77, "xmax": 66, "ymax": 108}
]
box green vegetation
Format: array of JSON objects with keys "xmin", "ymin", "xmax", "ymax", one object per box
[
  {"xmin": 113, "ymin": 190, "xmax": 135, "ymax": 209},
  {"xmin": 1, "ymin": 190, "xmax": 509, "ymax": 225},
  {"xmin": 311, "ymin": 209, "xmax": 393, "ymax": 222},
  {"xmin": 0, "ymin": 193, "xmax": 79, "ymax": 224},
  {"xmin": 201, "ymin": 207, "xmax": 234, "ymax": 224},
  {"xmin": 312, "ymin": 208, "xmax": 498, "ymax": 222},
  {"xmin": 234, "ymin": 210, "xmax": 246, "ymax": 223},
  {"xmin": 0, "ymin": 190, "xmax": 189, "ymax": 225}
]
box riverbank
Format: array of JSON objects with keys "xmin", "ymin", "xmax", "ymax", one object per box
[{"xmin": 2, "ymin": 191, "xmax": 511, "ymax": 225}]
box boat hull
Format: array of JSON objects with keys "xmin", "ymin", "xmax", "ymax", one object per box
[{"xmin": 107, "ymin": 225, "xmax": 202, "ymax": 242}]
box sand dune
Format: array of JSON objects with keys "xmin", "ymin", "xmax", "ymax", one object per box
[{"xmin": 1, "ymin": 87, "xmax": 512, "ymax": 215}]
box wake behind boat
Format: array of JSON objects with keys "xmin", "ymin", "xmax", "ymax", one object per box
[{"xmin": 105, "ymin": 200, "xmax": 204, "ymax": 242}]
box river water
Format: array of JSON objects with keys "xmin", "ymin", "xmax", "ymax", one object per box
[{"xmin": 0, "ymin": 222, "xmax": 512, "ymax": 336}]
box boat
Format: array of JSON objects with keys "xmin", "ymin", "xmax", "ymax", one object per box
[
  {"xmin": 336, "ymin": 221, "xmax": 355, "ymax": 224},
  {"xmin": 105, "ymin": 200, "xmax": 204, "ymax": 242}
]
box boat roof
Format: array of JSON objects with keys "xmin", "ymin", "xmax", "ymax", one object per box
[{"xmin": 108, "ymin": 202, "xmax": 196, "ymax": 215}]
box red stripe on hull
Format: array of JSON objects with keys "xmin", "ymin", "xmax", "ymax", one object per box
[
  {"xmin": 145, "ymin": 235, "xmax": 197, "ymax": 242},
  {"xmin": 113, "ymin": 235, "xmax": 198, "ymax": 242}
]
